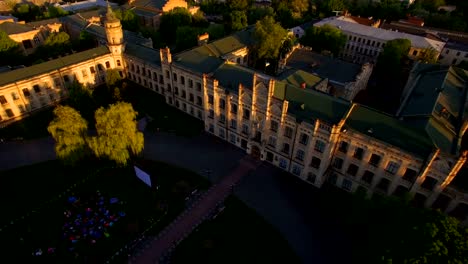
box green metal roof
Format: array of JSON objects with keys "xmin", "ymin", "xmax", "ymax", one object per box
[
  {"xmin": 173, "ymin": 46, "xmax": 224, "ymax": 74},
  {"xmin": 212, "ymin": 63, "xmax": 255, "ymax": 93},
  {"xmin": 279, "ymin": 69, "xmax": 323, "ymax": 89},
  {"xmin": 0, "ymin": 46, "xmax": 110, "ymax": 86},
  {"xmin": 346, "ymin": 105, "xmax": 434, "ymax": 157},
  {"xmin": 0, "ymin": 22, "xmax": 34, "ymax": 35},
  {"xmin": 130, "ymin": 0, "xmax": 168, "ymax": 10},
  {"xmin": 274, "ymin": 80, "xmax": 350, "ymax": 125},
  {"xmin": 125, "ymin": 43, "xmax": 161, "ymax": 67}
]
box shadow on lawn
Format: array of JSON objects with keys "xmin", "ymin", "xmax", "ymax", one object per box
[{"xmin": 0, "ymin": 158, "xmax": 210, "ymax": 263}]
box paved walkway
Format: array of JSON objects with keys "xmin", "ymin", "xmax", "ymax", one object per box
[{"xmin": 130, "ymin": 156, "xmax": 259, "ymax": 263}]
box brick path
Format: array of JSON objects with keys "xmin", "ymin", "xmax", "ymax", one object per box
[{"xmin": 129, "ymin": 156, "xmax": 260, "ymax": 264}]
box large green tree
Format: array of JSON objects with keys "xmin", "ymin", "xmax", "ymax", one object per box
[
  {"xmin": 105, "ymin": 69, "xmax": 123, "ymax": 89},
  {"xmin": 48, "ymin": 105, "xmax": 89, "ymax": 165},
  {"xmin": 36, "ymin": 31, "xmax": 72, "ymax": 59},
  {"xmin": 175, "ymin": 26, "xmax": 200, "ymax": 51},
  {"xmin": 253, "ymin": 16, "xmax": 288, "ymax": 60},
  {"xmin": 0, "ymin": 30, "xmax": 23, "ymax": 66},
  {"xmin": 160, "ymin": 7, "xmax": 192, "ymax": 43},
  {"xmin": 248, "ymin": 6, "xmax": 275, "ymax": 24},
  {"xmin": 114, "ymin": 9, "xmax": 139, "ymax": 32},
  {"xmin": 300, "ymin": 24, "xmax": 347, "ymax": 56},
  {"xmin": 229, "ymin": 10, "xmax": 248, "ymax": 32},
  {"xmin": 87, "ymin": 102, "xmax": 144, "ymax": 166},
  {"xmin": 377, "ymin": 38, "xmax": 411, "ymax": 73}
]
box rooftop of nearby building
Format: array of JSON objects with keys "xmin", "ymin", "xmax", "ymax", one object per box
[
  {"xmin": 274, "ymin": 80, "xmax": 350, "ymax": 125},
  {"xmin": 315, "ymin": 17, "xmax": 445, "ymax": 51},
  {"xmin": 345, "ymin": 104, "xmax": 434, "ymax": 157},
  {"xmin": 0, "ymin": 46, "xmax": 110, "ymax": 87},
  {"xmin": 398, "ymin": 63, "xmax": 468, "ymax": 154},
  {"xmin": 278, "ymin": 69, "xmax": 323, "ymax": 88},
  {"xmin": 284, "ymin": 48, "xmax": 362, "ymax": 84},
  {"xmin": 125, "ymin": 43, "xmax": 161, "ymax": 66},
  {"xmin": 444, "ymin": 41, "xmax": 468, "ymax": 52},
  {"xmin": 212, "ymin": 63, "xmax": 255, "ymax": 93},
  {"xmin": 128, "ymin": 0, "xmax": 171, "ymax": 10},
  {"xmin": 0, "ymin": 22, "xmax": 35, "ymax": 35}
]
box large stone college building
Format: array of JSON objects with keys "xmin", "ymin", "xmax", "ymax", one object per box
[{"xmin": 1, "ymin": 9, "xmax": 468, "ymax": 223}]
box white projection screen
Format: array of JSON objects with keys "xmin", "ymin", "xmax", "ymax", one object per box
[{"xmin": 134, "ymin": 166, "xmax": 152, "ymax": 187}]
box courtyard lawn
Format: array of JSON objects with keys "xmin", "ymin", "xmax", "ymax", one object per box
[
  {"xmin": 170, "ymin": 196, "xmax": 301, "ymax": 264},
  {"xmin": 122, "ymin": 82, "xmax": 204, "ymax": 137},
  {"xmin": 0, "ymin": 159, "xmax": 210, "ymax": 263}
]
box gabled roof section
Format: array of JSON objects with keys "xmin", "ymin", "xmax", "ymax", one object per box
[
  {"xmin": 285, "ymin": 48, "xmax": 361, "ymax": 83},
  {"xmin": 0, "ymin": 46, "xmax": 110, "ymax": 87},
  {"xmin": 126, "ymin": 43, "xmax": 161, "ymax": 66},
  {"xmin": 206, "ymin": 28, "xmax": 253, "ymax": 57},
  {"xmin": 278, "ymin": 69, "xmax": 323, "ymax": 88},
  {"xmin": 130, "ymin": 0, "xmax": 168, "ymax": 10},
  {"xmin": 346, "ymin": 105, "xmax": 434, "ymax": 157},
  {"xmin": 0, "ymin": 22, "xmax": 35, "ymax": 35},
  {"xmin": 212, "ymin": 63, "xmax": 255, "ymax": 93},
  {"xmin": 273, "ymin": 80, "xmax": 350, "ymax": 124}
]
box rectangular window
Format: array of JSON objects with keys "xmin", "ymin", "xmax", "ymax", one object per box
[
  {"xmin": 90, "ymin": 66, "xmax": 96, "ymax": 74},
  {"xmin": 310, "ymin": 157, "xmax": 321, "ymax": 169},
  {"xmin": 0, "ymin": 95, "xmax": 7, "ymax": 104},
  {"xmin": 369, "ymin": 154, "xmax": 381, "ymax": 167},
  {"xmin": 230, "ymin": 119, "xmax": 237, "ymax": 129},
  {"xmin": 173, "ymin": 73, "xmax": 177, "ymax": 81},
  {"xmin": 243, "ymin": 109, "xmax": 250, "ymax": 120},
  {"xmin": 218, "ymin": 128, "xmax": 225, "ymax": 138},
  {"xmin": 338, "ymin": 141, "xmax": 348, "ymax": 153},
  {"xmin": 105, "ymin": 61, "xmax": 110, "ymax": 68},
  {"xmin": 295, "ymin": 150, "xmax": 305, "ymax": 161},
  {"xmin": 299, "ymin": 133, "xmax": 309, "ymax": 145},
  {"xmin": 208, "ymin": 95, "xmax": 214, "ymax": 105},
  {"xmin": 5, "ymin": 109, "xmax": 14, "ymax": 117},
  {"xmin": 385, "ymin": 161, "xmax": 400, "ymax": 175},
  {"xmin": 268, "ymin": 136, "xmax": 276, "ymax": 147},
  {"xmin": 188, "ymin": 79, "xmax": 193, "ymax": 88},
  {"xmin": 230, "ymin": 133, "xmax": 236, "ymax": 143},
  {"xmin": 82, "ymin": 69, "xmax": 88, "ymax": 78},
  {"xmin": 307, "ymin": 173, "xmax": 316, "ymax": 183},
  {"xmin": 208, "ymin": 109, "xmax": 214, "ymax": 118},
  {"xmin": 196, "ymin": 82, "xmax": 202, "ymax": 91},
  {"xmin": 279, "ymin": 159, "xmax": 287, "ymax": 169},
  {"xmin": 242, "ymin": 124, "xmax": 249, "ymax": 135},
  {"xmin": 209, "ymin": 124, "xmax": 214, "ymax": 133},
  {"xmin": 333, "ymin": 158, "xmax": 343, "ymax": 169},
  {"xmin": 189, "ymin": 94, "xmax": 194, "ymax": 102},
  {"xmin": 282, "ymin": 143, "xmax": 290, "ymax": 154},
  {"xmin": 270, "ymin": 120, "xmax": 278, "ymax": 132},
  {"xmin": 18, "ymin": 105, "xmax": 26, "ymax": 113},
  {"xmin": 219, "ymin": 114, "xmax": 226, "ymax": 124},
  {"xmin": 33, "ymin": 85, "xmax": 41, "ymax": 93},
  {"xmin": 361, "ymin": 170, "xmax": 374, "ymax": 185},
  {"xmin": 353, "ymin": 147, "xmax": 364, "ymax": 160},
  {"xmin": 153, "ymin": 72, "xmax": 158, "ymax": 81},
  {"xmin": 314, "ymin": 140, "xmax": 325, "ymax": 153},
  {"xmin": 219, "ymin": 99, "xmax": 225, "ymax": 110},
  {"xmin": 117, "ymin": 60, "xmax": 121, "ymax": 66},
  {"xmin": 347, "ymin": 164, "xmax": 359, "ymax": 177},
  {"xmin": 292, "ymin": 165, "xmax": 302, "ymax": 176},
  {"xmin": 196, "ymin": 96, "xmax": 202, "ymax": 106},
  {"xmin": 181, "ymin": 76, "xmax": 185, "ymax": 85},
  {"xmin": 284, "ymin": 126, "xmax": 293, "ymax": 138},
  {"xmin": 342, "ymin": 179, "xmax": 352, "ymax": 191},
  {"xmin": 22, "ymin": 88, "xmax": 30, "ymax": 97},
  {"xmin": 231, "ymin": 104, "xmax": 238, "ymax": 114},
  {"xmin": 402, "ymin": 168, "xmax": 417, "ymax": 183}
]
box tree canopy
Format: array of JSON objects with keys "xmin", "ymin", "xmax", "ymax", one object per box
[
  {"xmin": 377, "ymin": 38, "xmax": 411, "ymax": 73},
  {"xmin": 114, "ymin": 9, "xmax": 139, "ymax": 32},
  {"xmin": 0, "ymin": 30, "xmax": 23, "ymax": 67},
  {"xmin": 253, "ymin": 16, "xmax": 288, "ymax": 60},
  {"xmin": 228, "ymin": 10, "xmax": 248, "ymax": 32},
  {"xmin": 87, "ymin": 102, "xmax": 144, "ymax": 166},
  {"xmin": 0, "ymin": 30, "xmax": 19, "ymax": 53},
  {"xmin": 36, "ymin": 31, "xmax": 72, "ymax": 59},
  {"xmin": 160, "ymin": 7, "xmax": 192, "ymax": 43},
  {"xmin": 48, "ymin": 105, "xmax": 89, "ymax": 165},
  {"xmin": 300, "ymin": 24, "xmax": 347, "ymax": 56}
]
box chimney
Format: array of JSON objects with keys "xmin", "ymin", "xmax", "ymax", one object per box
[
  {"xmin": 301, "ymin": 82, "xmax": 306, "ymax": 89},
  {"xmin": 197, "ymin": 32, "xmax": 209, "ymax": 46}
]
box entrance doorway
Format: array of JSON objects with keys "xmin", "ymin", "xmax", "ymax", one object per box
[{"xmin": 251, "ymin": 145, "xmax": 261, "ymax": 160}]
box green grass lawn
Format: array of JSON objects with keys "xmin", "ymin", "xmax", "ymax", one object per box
[
  {"xmin": 170, "ymin": 196, "xmax": 301, "ymax": 264},
  {"xmin": 0, "ymin": 159, "xmax": 210, "ymax": 263}
]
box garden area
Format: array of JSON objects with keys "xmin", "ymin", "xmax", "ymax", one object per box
[
  {"xmin": 0, "ymin": 158, "xmax": 209, "ymax": 262},
  {"xmin": 170, "ymin": 196, "xmax": 300, "ymax": 264}
]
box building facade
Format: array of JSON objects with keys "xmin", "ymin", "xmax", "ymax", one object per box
[
  {"xmin": 1, "ymin": 13, "xmax": 468, "ymax": 223},
  {"xmin": 314, "ymin": 17, "xmax": 445, "ymax": 65}
]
